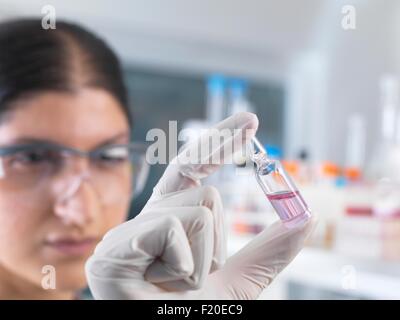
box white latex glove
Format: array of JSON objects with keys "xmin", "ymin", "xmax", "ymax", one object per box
[{"xmin": 85, "ymin": 112, "xmax": 316, "ymax": 300}]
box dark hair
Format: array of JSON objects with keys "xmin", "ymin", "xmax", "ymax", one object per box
[{"xmin": 0, "ymin": 19, "xmax": 131, "ymax": 125}]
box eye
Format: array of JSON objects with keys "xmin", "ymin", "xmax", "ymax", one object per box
[
  {"xmin": 95, "ymin": 146, "xmax": 130, "ymax": 165},
  {"xmin": 7, "ymin": 149, "xmax": 60, "ymax": 171},
  {"xmin": 12, "ymin": 150, "xmax": 51, "ymax": 165}
]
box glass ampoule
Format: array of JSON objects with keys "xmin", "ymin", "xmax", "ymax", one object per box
[{"xmin": 250, "ymin": 137, "xmax": 311, "ymax": 228}]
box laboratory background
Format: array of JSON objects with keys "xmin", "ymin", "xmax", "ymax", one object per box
[{"xmin": 1, "ymin": 0, "xmax": 400, "ymax": 299}]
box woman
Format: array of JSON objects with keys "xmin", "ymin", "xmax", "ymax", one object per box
[
  {"xmin": 0, "ymin": 19, "xmax": 315, "ymax": 300},
  {"xmin": 0, "ymin": 19, "xmax": 136, "ymax": 299}
]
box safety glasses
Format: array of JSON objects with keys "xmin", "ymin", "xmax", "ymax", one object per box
[{"xmin": 0, "ymin": 141, "xmax": 149, "ymax": 204}]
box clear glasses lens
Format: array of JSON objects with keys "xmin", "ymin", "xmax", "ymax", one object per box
[{"xmin": 0, "ymin": 143, "xmax": 150, "ymax": 202}]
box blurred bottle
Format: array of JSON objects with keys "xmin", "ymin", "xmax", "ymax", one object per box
[
  {"xmin": 281, "ymin": 159, "xmax": 300, "ymax": 182},
  {"xmin": 182, "ymin": 74, "xmax": 227, "ymax": 143},
  {"xmin": 367, "ymin": 75, "xmax": 400, "ymax": 218},
  {"xmin": 367, "ymin": 75, "xmax": 400, "ymax": 182},
  {"xmin": 203, "ymin": 75, "xmax": 228, "ymax": 186},
  {"xmin": 227, "ymin": 79, "xmax": 255, "ymax": 115},
  {"xmin": 315, "ymin": 161, "xmax": 342, "ymax": 187},
  {"xmin": 295, "ymin": 149, "xmax": 312, "ymax": 185},
  {"xmin": 206, "ymin": 74, "xmax": 226, "ymax": 124},
  {"xmin": 344, "ymin": 113, "xmax": 366, "ymax": 184},
  {"xmin": 225, "ymin": 77, "xmax": 255, "ymax": 180}
]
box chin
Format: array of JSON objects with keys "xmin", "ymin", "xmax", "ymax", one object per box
[
  {"xmin": 51, "ymin": 263, "xmax": 88, "ymax": 292},
  {"xmin": 36, "ymin": 253, "xmax": 89, "ymax": 290}
]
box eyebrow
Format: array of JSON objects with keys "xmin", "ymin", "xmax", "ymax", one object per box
[{"xmin": 1, "ymin": 132, "xmax": 130, "ymax": 150}]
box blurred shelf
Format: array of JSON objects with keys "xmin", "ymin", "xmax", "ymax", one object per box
[{"xmin": 228, "ymin": 233, "xmax": 400, "ymax": 299}]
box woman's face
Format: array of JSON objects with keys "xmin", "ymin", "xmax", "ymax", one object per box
[{"xmin": 0, "ymin": 88, "xmax": 132, "ymax": 295}]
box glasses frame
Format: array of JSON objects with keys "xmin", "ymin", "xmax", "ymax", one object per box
[{"xmin": 0, "ymin": 141, "xmax": 150, "ymax": 198}]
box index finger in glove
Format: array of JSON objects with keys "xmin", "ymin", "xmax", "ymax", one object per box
[{"xmin": 150, "ymin": 112, "xmax": 259, "ymax": 199}]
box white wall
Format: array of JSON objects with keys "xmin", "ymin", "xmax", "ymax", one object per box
[
  {"xmin": 0, "ymin": 0, "xmax": 323, "ymax": 81},
  {"xmin": 1, "ymin": 0, "xmax": 398, "ymax": 165},
  {"xmin": 285, "ymin": 0, "xmax": 400, "ymax": 166}
]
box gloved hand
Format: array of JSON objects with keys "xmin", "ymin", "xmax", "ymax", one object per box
[{"xmin": 85, "ymin": 112, "xmax": 316, "ymax": 300}]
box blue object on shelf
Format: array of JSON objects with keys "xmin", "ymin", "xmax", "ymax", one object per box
[
  {"xmin": 266, "ymin": 145, "xmax": 282, "ymax": 159},
  {"xmin": 229, "ymin": 79, "xmax": 248, "ymax": 98},
  {"xmin": 207, "ymin": 74, "xmax": 226, "ymax": 93}
]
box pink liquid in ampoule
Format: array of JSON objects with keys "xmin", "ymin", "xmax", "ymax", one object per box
[{"xmin": 266, "ymin": 190, "xmax": 311, "ymax": 228}]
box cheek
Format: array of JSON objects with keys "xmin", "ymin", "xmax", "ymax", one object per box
[
  {"xmin": 0, "ymin": 193, "xmax": 50, "ymax": 283},
  {"xmin": 103, "ymin": 200, "xmax": 130, "ymax": 230},
  {"xmin": 0, "ymin": 193, "xmax": 49, "ymax": 248},
  {"xmin": 101, "ymin": 174, "xmax": 132, "ymax": 230}
]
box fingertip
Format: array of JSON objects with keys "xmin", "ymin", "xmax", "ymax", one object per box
[{"xmin": 234, "ymin": 111, "xmax": 259, "ymax": 131}]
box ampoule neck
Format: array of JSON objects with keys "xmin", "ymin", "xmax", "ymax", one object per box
[{"xmin": 251, "ymin": 152, "xmax": 278, "ymax": 175}]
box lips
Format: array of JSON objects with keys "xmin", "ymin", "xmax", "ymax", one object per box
[{"xmin": 44, "ymin": 236, "xmax": 98, "ymax": 256}]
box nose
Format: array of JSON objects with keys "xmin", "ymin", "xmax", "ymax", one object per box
[{"xmin": 53, "ymin": 173, "xmax": 101, "ymax": 227}]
